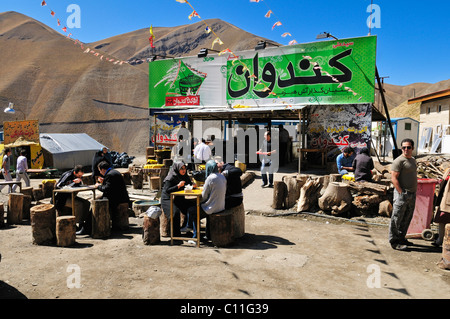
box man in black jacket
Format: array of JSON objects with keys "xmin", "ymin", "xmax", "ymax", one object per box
[
  {"xmin": 216, "ymin": 160, "xmax": 243, "ymax": 209},
  {"xmin": 95, "ymin": 160, "xmax": 130, "ymax": 221}
]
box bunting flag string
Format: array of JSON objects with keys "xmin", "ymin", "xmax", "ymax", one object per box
[{"xmin": 39, "ymin": 0, "xmax": 128, "ymax": 66}]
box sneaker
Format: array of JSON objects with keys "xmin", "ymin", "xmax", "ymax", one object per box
[
  {"xmin": 391, "ymin": 244, "xmax": 408, "ymax": 251},
  {"xmin": 180, "ymin": 226, "xmax": 193, "ymax": 233},
  {"xmin": 261, "ymin": 184, "xmax": 267, "ymax": 188},
  {"xmin": 187, "ymin": 240, "xmax": 196, "ymax": 245},
  {"xmin": 268, "ymin": 184, "xmax": 274, "ymax": 188}
]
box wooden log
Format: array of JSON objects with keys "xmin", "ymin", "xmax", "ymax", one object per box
[
  {"xmin": 225, "ymin": 202, "xmax": 245, "ymax": 239},
  {"xmin": 131, "ymin": 171, "xmax": 143, "ymax": 189},
  {"xmin": 7, "ymin": 193, "xmax": 24, "ymax": 225},
  {"xmin": 297, "ymin": 178, "xmax": 322, "ymax": 212},
  {"xmin": 318, "ymin": 182, "xmax": 352, "ymax": 215},
  {"xmin": 329, "ymin": 174, "xmax": 342, "ymax": 183},
  {"xmin": 0, "ymin": 203, "xmax": 4, "ymax": 228},
  {"xmin": 91, "ymin": 199, "xmax": 110, "ymax": 239},
  {"xmin": 21, "ymin": 187, "xmax": 34, "ymax": 201},
  {"xmin": 32, "ymin": 188, "xmax": 44, "ymax": 201},
  {"xmin": 282, "ymin": 176, "xmax": 304, "ymax": 209},
  {"xmin": 112, "ymin": 203, "xmax": 129, "ymax": 230},
  {"xmin": 56, "ymin": 216, "xmax": 76, "ymax": 247},
  {"xmin": 150, "ymin": 176, "xmax": 160, "ymax": 190},
  {"xmin": 378, "ymin": 200, "xmax": 393, "ymax": 217},
  {"xmin": 163, "ymin": 159, "xmax": 173, "ymax": 168},
  {"xmin": 438, "ymin": 224, "xmax": 450, "ymax": 270},
  {"xmin": 42, "ymin": 181, "xmax": 56, "ymax": 198},
  {"xmin": 122, "ymin": 171, "xmax": 131, "ymax": 185},
  {"xmin": 241, "ymin": 171, "xmax": 255, "ymax": 187},
  {"xmin": 30, "ymin": 204, "xmax": 56, "ymax": 245},
  {"xmin": 209, "ymin": 211, "xmax": 234, "ymax": 247},
  {"xmin": 347, "ymin": 181, "xmax": 388, "ymax": 195},
  {"xmin": 272, "ymin": 181, "xmax": 287, "ymax": 209},
  {"xmin": 81, "ymin": 173, "xmax": 94, "ymax": 185},
  {"xmin": 22, "ymin": 195, "xmax": 32, "ymax": 220},
  {"xmin": 143, "ymin": 215, "xmax": 161, "ymax": 245},
  {"xmin": 146, "ymin": 146, "xmax": 155, "ymax": 157}
]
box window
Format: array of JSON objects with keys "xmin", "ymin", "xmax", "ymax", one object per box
[
  {"xmin": 405, "ymin": 123, "xmax": 412, "ymax": 130},
  {"xmin": 438, "ymin": 105, "xmax": 442, "ymax": 113},
  {"xmin": 427, "ymin": 106, "xmax": 431, "ymax": 114}
]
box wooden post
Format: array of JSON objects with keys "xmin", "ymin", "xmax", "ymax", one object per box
[
  {"xmin": 56, "ymin": 216, "xmax": 76, "ymax": 247},
  {"xmin": 21, "ymin": 187, "xmax": 34, "ymax": 201},
  {"xmin": 32, "ymin": 188, "xmax": 44, "ymax": 201},
  {"xmin": 42, "ymin": 181, "xmax": 56, "ymax": 198},
  {"xmin": 112, "ymin": 203, "xmax": 129, "ymax": 230},
  {"xmin": 143, "ymin": 215, "xmax": 160, "ymax": 245},
  {"xmin": 91, "ymin": 199, "xmax": 110, "ymax": 239},
  {"xmin": 8, "ymin": 193, "xmax": 24, "ymax": 225},
  {"xmin": 30, "ymin": 204, "xmax": 56, "ymax": 245},
  {"xmin": 131, "ymin": 171, "xmax": 144, "ymax": 189},
  {"xmin": 225, "ymin": 203, "xmax": 245, "ymax": 239},
  {"xmin": 209, "ymin": 211, "xmax": 234, "ymax": 247}
]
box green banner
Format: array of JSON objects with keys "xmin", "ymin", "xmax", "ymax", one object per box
[{"xmin": 227, "ymin": 36, "xmax": 377, "ymax": 105}]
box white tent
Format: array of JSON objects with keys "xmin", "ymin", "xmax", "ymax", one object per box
[{"xmin": 39, "ymin": 133, "xmax": 105, "ymax": 170}]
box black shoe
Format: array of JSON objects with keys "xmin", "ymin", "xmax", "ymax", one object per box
[
  {"xmin": 261, "ymin": 184, "xmax": 267, "ymax": 188},
  {"xmin": 76, "ymin": 227, "xmax": 90, "ymax": 236},
  {"xmin": 431, "ymin": 241, "xmax": 442, "ymax": 247},
  {"xmin": 268, "ymin": 184, "xmax": 274, "ymax": 188},
  {"xmin": 400, "ymin": 239, "xmax": 414, "ymax": 246},
  {"xmin": 391, "ymin": 243, "xmax": 408, "ymax": 251}
]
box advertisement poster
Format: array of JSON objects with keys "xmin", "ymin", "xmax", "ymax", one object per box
[
  {"xmin": 150, "ymin": 114, "xmax": 189, "ymax": 147},
  {"xmin": 3, "ymin": 120, "xmax": 40, "ymax": 145}
]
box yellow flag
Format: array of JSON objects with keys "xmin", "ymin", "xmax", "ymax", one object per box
[{"xmin": 149, "ymin": 25, "xmax": 155, "ymax": 39}]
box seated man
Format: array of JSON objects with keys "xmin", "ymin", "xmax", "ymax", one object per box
[
  {"xmin": 216, "ymin": 159, "xmax": 243, "ymax": 209},
  {"xmin": 95, "ymin": 160, "xmax": 130, "ymax": 226},
  {"xmin": 53, "ymin": 165, "xmax": 91, "ymax": 231},
  {"xmin": 336, "ymin": 147, "xmax": 355, "ymax": 175}
]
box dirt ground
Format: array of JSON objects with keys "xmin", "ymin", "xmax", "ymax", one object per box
[{"xmin": 1, "ymin": 157, "xmax": 449, "ymax": 300}]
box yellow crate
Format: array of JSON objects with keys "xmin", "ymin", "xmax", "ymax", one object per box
[
  {"xmin": 342, "ymin": 173, "xmax": 355, "ymax": 181},
  {"xmin": 144, "ymin": 164, "xmax": 164, "ymax": 169}
]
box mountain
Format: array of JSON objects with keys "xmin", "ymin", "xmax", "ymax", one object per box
[{"xmin": 0, "ymin": 11, "xmax": 448, "ymax": 156}]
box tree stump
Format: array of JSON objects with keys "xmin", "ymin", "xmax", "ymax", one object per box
[
  {"xmin": 282, "ymin": 176, "xmax": 304, "ymax": 209},
  {"xmin": 91, "ymin": 199, "xmax": 110, "ymax": 239},
  {"xmin": 318, "ymin": 182, "xmax": 353, "ymax": 215},
  {"xmin": 225, "ymin": 202, "xmax": 245, "ymax": 239},
  {"xmin": 209, "ymin": 211, "xmax": 234, "ymax": 247},
  {"xmin": 297, "ymin": 178, "xmax": 322, "ymax": 212},
  {"xmin": 143, "ymin": 215, "xmax": 160, "ymax": 245},
  {"xmin": 22, "ymin": 195, "xmax": 32, "ymax": 220},
  {"xmin": 122, "ymin": 172, "xmax": 131, "ymax": 185},
  {"xmin": 163, "ymin": 159, "xmax": 173, "ymax": 168},
  {"xmin": 81, "ymin": 173, "xmax": 94, "ymax": 185},
  {"xmin": 32, "ymin": 188, "xmax": 44, "ymax": 201},
  {"xmin": 21, "ymin": 187, "xmax": 34, "ymax": 201},
  {"xmin": 329, "ymin": 174, "xmax": 342, "ymax": 183},
  {"xmin": 378, "ymin": 200, "xmax": 393, "ymax": 217},
  {"xmin": 150, "ymin": 176, "xmax": 160, "ymax": 190},
  {"xmin": 160, "ymin": 212, "xmax": 170, "ymax": 237},
  {"xmin": 272, "ymin": 181, "xmax": 287, "ymax": 209},
  {"xmin": 0, "ymin": 203, "xmax": 4, "ymax": 228},
  {"xmin": 7, "ymin": 193, "xmax": 24, "ymax": 225},
  {"xmin": 56, "ymin": 216, "xmax": 76, "ymax": 247},
  {"xmin": 438, "ymin": 224, "xmax": 450, "ymax": 270},
  {"xmin": 30, "ymin": 204, "xmax": 56, "ymax": 245},
  {"xmin": 241, "ymin": 171, "xmax": 255, "ymax": 187},
  {"xmin": 41, "ymin": 181, "xmax": 56, "ymax": 198},
  {"xmin": 131, "ymin": 171, "xmax": 143, "ymax": 189},
  {"xmin": 112, "ymin": 203, "xmax": 129, "ymax": 230}
]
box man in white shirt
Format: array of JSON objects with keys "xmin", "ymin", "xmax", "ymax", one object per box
[
  {"xmin": 193, "ymin": 138, "xmax": 212, "ymax": 163},
  {"xmin": 13, "ymin": 149, "xmax": 30, "ymax": 192}
]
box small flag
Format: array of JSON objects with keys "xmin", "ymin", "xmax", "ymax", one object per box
[
  {"xmin": 188, "ymin": 10, "xmax": 200, "ymax": 20},
  {"xmin": 250, "ymin": 0, "xmax": 261, "ymax": 2},
  {"xmin": 288, "ymin": 40, "xmax": 298, "ymax": 45},
  {"xmin": 41, "ymin": 1, "xmax": 47, "ymax": 6},
  {"xmin": 281, "ymin": 32, "xmax": 291, "ymax": 37},
  {"xmin": 62, "ymin": 26, "xmax": 67, "ymax": 33},
  {"xmin": 149, "ymin": 25, "xmax": 155, "ymax": 39},
  {"xmin": 211, "ymin": 37, "xmax": 223, "ymax": 49},
  {"xmin": 175, "ymin": 0, "xmax": 187, "ymax": 3},
  {"xmin": 272, "ymin": 21, "xmax": 282, "ymax": 30},
  {"xmin": 265, "ymin": 10, "xmax": 273, "ymax": 18},
  {"xmin": 50, "ymin": 11, "xmax": 55, "ymax": 17},
  {"xmin": 205, "ymin": 26, "xmax": 211, "ymax": 34},
  {"xmin": 57, "ymin": 19, "xmax": 61, "ymax": 26},
  {"xmin": 218, "ymin": 48, "xmax": 232, "ymax": 56}
]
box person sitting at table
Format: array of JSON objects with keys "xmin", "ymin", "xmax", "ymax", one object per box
[
  {"xmin": 185, "ymin": 160, "xmax": 226, "ymax": 243},
  {"xmin": 52, "ymin": 165, "xmax": 91, "ymax": 232},
  {"xmin": 160, "ymin": 161, "xmax": 196, "ymax": 237},
  {"xmin": 336, "ymin": 147, "xmax": 355, "ymax": 175},
  {"xmin": 216, "ymin": 159, "xmax": 243, "ymax": 209},
  {"xmin": 352, "ymin": 147, "xmax": 374, "ymax": 182}
]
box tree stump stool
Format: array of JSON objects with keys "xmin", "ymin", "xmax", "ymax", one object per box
[
  {"xmin": 22, "ymin": 195, "xmax": 32, "ymax": 220},
  {"xmin": 8, "ymin": 193, "xmax": 24, "ymax": 225},
  {"xmin": 150, "ymin": 177, "xmax": 160, "ymax": 190},
  {"xmin": 143, "ymin": 215, "xmax": 160, "ymax": 245},
  {"xmin": 61, "ymin": 197, "xmax": 90, "ymax": 224},
  {"xmin": 21, "ymin": 187, "xmax": 34, "ymax": 201},
  {"xmin": 131, "ymin": 171, "xmax": 143, "ymax": 189},
  {"xmin": 225, "ymin": 203, "xmax": 245, "ymax": 239},
  {"xmin": 112, "ymin": 202, "xmax": 129, "ymax": 230},
  {"xmin": 0, "ymin": 203, "xmax": 5, "ymax": 228},
  {"xmin": 438, "ymin": 224, "xmax": 450, "ymax": 270},
  {"xmin": 41, "ymin": 180, "xmax": 56, "ymax": 198},
  {"xmin": 30, "ymin": 204, "xmax": 56, "ymax": 245},
  {"xmin": 209, "ymin": 211, "xmax": 234, "ymax": 247},
  {"xmin": 91, "ymin": 199, "xmax": 110, "ymax": 239},
  {"xmin": 159, "ymin": 212, "xmax": 170, "ymax": 237},
  {"xmin": 32, "ymin": 187, "xmax": 44, "ymax": 201},
  {"xmin": 56, "ymin": 216, "xmax": 76, "ymax": 247}
]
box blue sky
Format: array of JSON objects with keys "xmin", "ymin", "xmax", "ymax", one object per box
[{"xmin": 2, "ymin": 0, "xmax": 449, "ymax": 86}]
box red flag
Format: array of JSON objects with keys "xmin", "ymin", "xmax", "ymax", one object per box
[
  {"xmin": 50, "ymin": 11, "xmax": 55, "ymax": 17},
  {"xmin": 272, "ymin": 21, "xmax": 282, "ymax": 30},
  {"xmin": 149, "ymin": 36, "xmax": 155, "ymax": 49},
  {"xmin": 41, "ymin": 1, "xmax": 47, "ymax": 6},
  {"xmin": 62, "ymin": 26, "xmax": 67, "ymax": 33},
  {"xmin": 57, "ymin": 19, "xmax": 61, "ymax": 26}
]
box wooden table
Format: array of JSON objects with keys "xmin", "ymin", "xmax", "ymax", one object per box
[
  {"xmin": 0, "ymin": 181, "xmax": 22, "ymax": 193},
  {"xmin": 299, "ymin": 148, "xmax": 327, "ymax": 167},
  {"xmin": 52, "ymin": 186, "xmax": 97, "ymax": 216},
  {"xmin": 170, "ymin": 189, "xmax": 202, "ymax": 248}
]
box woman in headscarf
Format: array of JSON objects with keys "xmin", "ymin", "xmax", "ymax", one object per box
[
  {"xmin": 185, "ymin": 160, "xmax": 227, "ymax": 242},
  {"xmin": 160, "ymin": 162, "xmax": 195, "ymax": 237}
]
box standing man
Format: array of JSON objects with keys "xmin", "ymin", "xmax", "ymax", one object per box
[
  {"xmin": 336, "ymin": 147, "xmax": 355, "ymax": 175},
  {"xmin": 193, "ymin": 138, "xmax": 212, "ymax": 164},
  {"xmin": 257, "ymin": 131, "xmax": 277, "ymax": 188},
  {"xmin": 0, "ymin": 148, "xmax": 13, "ymax": 193},
  {"xmin": 13, "ymin": 149, "xmax": 30, "ymax": 192},
  {"xmin": 389, "ymin": 138, "xmax": 418, "ymax": 251}
]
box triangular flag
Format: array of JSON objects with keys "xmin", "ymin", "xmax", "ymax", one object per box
[
  {"xmin": 149, "ymin": 25, "xmax": 155, "ymax": 39},
  {"xmin": 281, "ymin": 32, "xmax": 291, "ymax": 37},
  {"xmin": 188, "ymin": 10, "xmax": 200, "ymax": 20},
  {"xmin": 218, "ymin": 48, "xmax": 232, "ymax": 56},
  {"xmin": 175, "ymin": 0, "xmax": 187, "ymax": 3},
  {"xmin": 250, "ymin": 0, "xmax": 261, "ymax": 2},
  {"xmin": 265, "ymin": 10, "xmax": 273, "ymax": 18},
  {"xmin": 50, "ymin": 11, "xmax": 55, "ymax": 17},
  {"xmin": 62, "ymin": 26, "xmax": 67, "ymax": 33},
  {"xmin": 211, "ymin": 37, "xmax": 223, "ymax": 49},
  {"xmin": 205, "ymin": 26, "xmax": 211, "ymax": 34},
  {"xmin": 41, "ymin": 1, "xmax": 47, "ymax": 6},
  {"xmin": 57, "ymin": 19, "xmax": 61, "ymax": 26},
  {"xmin": 272, "ymin": 21, "xmax": 282, "ymax": 30},
  {"xmin": 288, "ymin": 39, "xmax": 298, "ymax": 45}
]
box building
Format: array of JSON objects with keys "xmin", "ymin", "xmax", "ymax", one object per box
[{"xmin": 408, "ymin": 88, "xmax": 450, "ymax": 153}]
